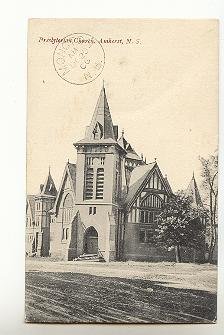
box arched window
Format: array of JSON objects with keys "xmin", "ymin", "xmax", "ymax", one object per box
[{"xmin": 62, "ymin": 193, "xmax": 74, "ymax": 224}]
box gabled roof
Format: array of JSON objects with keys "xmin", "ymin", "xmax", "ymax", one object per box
[
  {"xmin": 53, "ymin": 162, "xmax": 76, "ymax": 214},
  {"xmin": 118, "ymin": 133, "xmax": 128, "ymax": 149},
  {"xmin": 39, "ymin": 169, "xmax": 57, "ymax": 197},
  {"xmin": 124, "ymin": 163, "xmax": 156, "ymax": 207},
  {"xmin": 118, "ymin": 133, "xmax": 142, "ymax": 161},
  {"xmin": 85, "ymin": 86, "xmax": 116, "ymax": 140},
  {"xmin": 124, "ymin": 162, "xmax": 173, "ymax": 208},
  {"xmin": 185, "ymin": 174, "xmax": 203, "ymax": 207},
  {"xmin": 26, "ymin": 195, "xmax": 35, "ymax": 221}
]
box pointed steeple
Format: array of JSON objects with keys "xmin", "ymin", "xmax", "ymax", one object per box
[
  {"xmin": 185, "ymin": 173, "xmax": 203, "ymax": 207},
  {"xmin": 118, "ymin": 129, "xmax": 128, "ymax": 149},
  {"xmin": 40, "ymin": 168, "xmax": 57, "ymax": 196},
  {"xmin": 85, "ymin": 86, "xmax": 116, "ymax": 140}
]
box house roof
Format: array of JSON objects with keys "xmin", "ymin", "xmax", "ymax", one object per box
[
  {"xmin": 124, "ymin": 163, "xmax": 156, "ymax": 206},
  {"xmin": 118, "ymin": 133, "xmax": 142, "ymax": 161},
  {"xmin": 26, "ymin": 195, "xmax": 35, "ymax": 221},
  {"xmin": 84, "ymin": 85, "xmax": 116, "ymax": 141},
  {"xmin": 185, "ymin": 174, "xmax": 203, "ymax": 207},
  {"xmin": 39, "ymin": 169, "xmax": 57, "ymax": 197}
]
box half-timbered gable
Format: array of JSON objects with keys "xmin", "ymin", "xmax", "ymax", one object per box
[{"xmin": 122, "ymin": 162, "xmax": 174, "ymax": 261}]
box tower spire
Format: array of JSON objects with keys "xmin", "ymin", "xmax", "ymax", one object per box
[
  {"xmin": 85, "ymin": 86, "xmax": 116, "ymax": 140},
  {"xmin": 186, "ymin": 174, "xmax": 203, "ymax": 207}
]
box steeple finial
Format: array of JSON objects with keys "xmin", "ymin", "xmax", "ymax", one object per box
[
  {"xmin": 48, "ymin": 165, "xmax": 51, "ymax": 174},
  {"xmin": 67, "ymin": 158, "xmax": 70, "ymax": 164},
  {"xmin": 192, "ymin": 171, "xmax": 195, "ymax": 178},
  {"xmin": 102, "ymin": 79, "xmax": 105, "ymax": 88},
  {"xmin": 154, "ymin": 157, "xmax": 157, "ymax": 162},
  {"xmin": 122, "ymin": 128, "xmax": 124, "ymax": 136}
]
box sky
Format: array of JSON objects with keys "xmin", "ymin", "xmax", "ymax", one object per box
[{"xmin": 27, "ymin": 19, "xmax": 218, "ymax": 194}]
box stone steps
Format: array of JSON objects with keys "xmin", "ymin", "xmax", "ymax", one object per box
[{"xmin": 74, "ymin": 253, "xmax": 105, "ymax": 262}]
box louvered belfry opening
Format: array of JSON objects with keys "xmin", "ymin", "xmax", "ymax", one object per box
[
  {"xmin": 85, "ymin": 168, "xmax": 94, "ymax": 199},
  {"xmin": 96, "ymin": 168, "xmax": 104, "ymax": 199}
]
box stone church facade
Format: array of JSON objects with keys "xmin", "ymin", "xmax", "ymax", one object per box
[{"xmin": 26, "ymin": 86, "xmax": 204, "ymax": 262}]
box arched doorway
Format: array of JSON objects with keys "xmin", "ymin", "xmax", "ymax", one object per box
[{"xmin": 84, "ymin": 227, "xmax": 98, "ymax": 254}]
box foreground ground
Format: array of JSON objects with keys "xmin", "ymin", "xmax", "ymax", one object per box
[{"xmin": 25, "ymin": 260, "xmax": 217, "ymax": 324}]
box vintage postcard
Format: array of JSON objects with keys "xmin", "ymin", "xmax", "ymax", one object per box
[{"xmin": 26, "ymin": 19, "xmax": 218, "ymax": 323}]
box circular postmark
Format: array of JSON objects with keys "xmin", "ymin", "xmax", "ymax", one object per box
[{"xmin": 53, "ymin": 33, "xmax": 105, "ymax": 85}]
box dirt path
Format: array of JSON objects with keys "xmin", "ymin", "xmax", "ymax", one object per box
[
  {"xmin": 26, "ymin": 259, "xmax": 217, "ymax": 293},
  {"xmin": 25, "ymin": 271, "xmax": 217, "ymax": 324}
]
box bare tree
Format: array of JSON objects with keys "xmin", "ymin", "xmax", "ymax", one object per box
[{"xmin": 199, "ymin": 152, "xmax": 218, "ymax": 263}]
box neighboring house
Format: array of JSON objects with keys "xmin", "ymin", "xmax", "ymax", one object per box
[
  {"xmin": 26, "ymin": 86, "xmax": 206, "ymax": 262},
  {"xmin": 26, "ymin": 170, "xmax": 57, "ymax": 256}
]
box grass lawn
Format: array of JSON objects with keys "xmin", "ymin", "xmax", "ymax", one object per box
[{"xmin": 25, "ymin": 260, "xmax": 217, "ymax": 324}]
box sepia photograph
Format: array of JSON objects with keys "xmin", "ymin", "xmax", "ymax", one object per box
[{"xmin": 25, "ymin": 18, "xmax": 218, "ymax": 324}]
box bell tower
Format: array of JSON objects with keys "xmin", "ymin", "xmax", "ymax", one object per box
[{"xmin": 74, "ymin": 85, "xmax": 126, "ymax": 261}]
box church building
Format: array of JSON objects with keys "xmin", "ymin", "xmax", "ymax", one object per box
[{"xmin": 26, "ymin": 86, "xmax": 204, "ymax": 262}]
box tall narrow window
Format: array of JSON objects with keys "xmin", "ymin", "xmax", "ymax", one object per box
[
  {"xmin": 85, "ymin": 168, "xmax": 94, "ymax": 199},
  {"xmin": 96, "ymin": 168, "xmax": 104, "ymax": 199},
  {"xmin": 66, "ymin": 228, "xmax": 69, "ymax": 240}
]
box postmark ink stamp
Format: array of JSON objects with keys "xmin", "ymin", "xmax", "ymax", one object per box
[{"xmin": 53, "ymin": 33, "xmax": 105, "ymax": 85}]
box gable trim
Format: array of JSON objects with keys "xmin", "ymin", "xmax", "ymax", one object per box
[
  {"xmin": 53, "ymin": 163, "xmax": 76, "ymax": 215},
  {"xmin": 127, "ymin": 164, "xmax": 171, "ymax": 210}
]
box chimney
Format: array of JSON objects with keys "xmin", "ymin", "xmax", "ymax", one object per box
[{"xmin": 40, "ymin": 184, "xmax": 44, "ymax": 193}]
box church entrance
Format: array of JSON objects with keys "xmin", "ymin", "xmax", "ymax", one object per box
[{"xmin": 84, "ymin": 227, "xmax": 98, "ymax": 254}]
